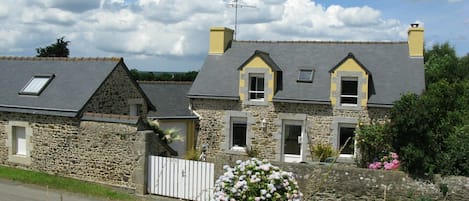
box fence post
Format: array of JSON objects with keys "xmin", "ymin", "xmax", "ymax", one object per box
[{"xmin": 134, "ymin": 130, "xmax": 152, "ymax": 195}]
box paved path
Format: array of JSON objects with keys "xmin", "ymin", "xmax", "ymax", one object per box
[
  {"xmin": 0, "ymin": 179, "xmax": 182, "ymax": 201},
  {"xmin": 0, "ymin": 179, "xmax": 103, "ymax": 201}
]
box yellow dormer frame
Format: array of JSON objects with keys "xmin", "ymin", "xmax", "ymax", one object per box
[
  {"xmin": 330, "ymin": 53, "xmax": 369, "ymax": 109},
  {"xmin": 238, "ymin": 50, "xmax": 280, "ymax": 105}
]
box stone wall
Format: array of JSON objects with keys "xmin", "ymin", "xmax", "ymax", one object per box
[
  {"xmin": 82, "ymin": 63, "xmax": 148, "ymax": 116},
  {"xmin": 0, "ymin": 112, "xmax": 165, "ymax": 191},
  {"xmin": 211, "ymin": 157, "xmax": 469, "ymax": 201},
  {"xmin": 191, "ymin": 98, "xmax": 389, "ymax": 161},
  {"xmin": 0, "ymin": 112, "xmax": 80, "ymax": 169}
]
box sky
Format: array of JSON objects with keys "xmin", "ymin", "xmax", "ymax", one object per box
[{"xmin": 0, "ymin": 0, "xmax": 468, "ymax": 72}]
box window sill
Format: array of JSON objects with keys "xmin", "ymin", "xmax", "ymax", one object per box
[
  {"xmin": 8, "ymin": 154, "xmax": 31, "ymax": 165},
  {"xmin": 341, "ymin": 103, "xmax": 358, "ymax": 107},
  {"xmin": 244, "ymin": 100, "xmax": 268, "ymax": 106},
  {"xmin": 225, "ymin": 147, "xmax": 248, "ymax": 155},
  {"xmin": 336, "ymin": 104, "xmax": 363, "ymax": 110},
  {"xmin": 336, "ymin": 154, "xmax": 355, "ymax": 163}
]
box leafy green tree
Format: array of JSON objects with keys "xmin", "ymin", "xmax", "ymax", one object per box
[
  {"xmin": 424, "ymin": 43, "xmax": 466, "ymax": 85},
  {"xmin": 36, "ymin": 37, "xmax": 70, "ymax": 57},
  {"xmin": 390, "ymin": 43, "xmax": 469, "ymax": 177},
  {"xmin": 129, "ymin": 69, "xmax": 198, "ymax": 81}
]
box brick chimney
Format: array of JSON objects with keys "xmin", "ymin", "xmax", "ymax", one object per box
[
  {"xmin": 408, "ymin": 23, "xmax": 424, "ymax": 57},
  {"xmin": 209, "ymin": 27, "xmax": 234, "ymax": 55}
]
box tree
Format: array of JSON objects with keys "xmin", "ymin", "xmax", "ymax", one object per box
[
  {"xmin": 389, "ymin": 43, "xmax": 469, "ymax": 177},
  {"xmin": 424, "ymin": 43, "xmax": 464, "ymax": 85},
  {"xmin": 36, "ymin": 37, "xmax": 70, "ymax": 57},
  {"xmin": 129, "ymin": 69, "xmax": 198, "ymax": 81}
]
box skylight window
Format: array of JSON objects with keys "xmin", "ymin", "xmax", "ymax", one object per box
[
  {"xmin": 19, "ymin": 74, "xmax": 54, "ymax": 96},
  {"xmin": 297, "ymin": 69, "xmax": 314, "ymax": 82}
]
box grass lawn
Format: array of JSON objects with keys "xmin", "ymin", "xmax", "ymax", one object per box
[{"xmin": 0, "ymin": 166, "xmax": 139, "ymax": 201}]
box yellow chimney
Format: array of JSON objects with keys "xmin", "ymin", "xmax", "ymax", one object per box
[
  {"xmin": 209, "ymin": 27, "xmax": 234, "ymax": 55},
  {"xmin": 408, "ymin": 23, "xmax": 424, "ymax": 57}
]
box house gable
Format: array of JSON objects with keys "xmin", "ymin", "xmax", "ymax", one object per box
[
  {"xmin": 329, "ymin": 53, "xmax": 369, "ymax": 108},
  {"xmin": 0, "ymin": 57, "xmax": 123, "ymax": 117},
  {"xmin": 81, "ymin": 62, "xmax": 153, "ymax": 117},
  {"xmin": 238, "ymin": 51, "xmax": 280, "ymax": 104}
]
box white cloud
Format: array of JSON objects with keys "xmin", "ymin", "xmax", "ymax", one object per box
[
  {"xmin": 87, "ymin": 9, "xmax": 140, "ymax": 31},
  {"xmin": 0, "ymin": 1, "xmax": 10, "ymax": 19},
  {"xmin": 44, "ymin": 0, "xmax": 101, "ymax": 13},
  {"xmin": 336, "ymin": 6, "xmax": 382, "ymax": 27},
  {"xmin": 42, "ymin": 8, "xmax": 78, "ymax": 26},
  {"xmin": 237, "ymin": 0, "xmax": 401, "ymax": 41},
  {"xmin": 0, "ymin": 0, "xmax": 412, "ymax": 70},
  {"xmin": 138, "ymin": 0, "xmax": 224, "ymax": 24},
  {"xmin": 448, "ymin": 0, "xmax": 462, "ymax": 3}
]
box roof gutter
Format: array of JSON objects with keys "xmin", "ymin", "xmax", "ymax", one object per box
[
  {"xmin": 0, "ymin": 104, "xmax": 78, "ymax": 112},
  {"xmin": 187, "ymin": 94, "xmax": 239, "ymax": 100},
  {"xmin": 367, "ymin": 103, "xmax": 394, "ymax": 108},
  {"xmin": 0, "ymin": 104, "xmax": 78, "ymax": 117},
  {"xmin": 148, "ymin": 116, "xmax": 199, "ymax": 120},
  {"xmin": 272, "ymin": 98, "xmax": 331, "ymax": 105}
]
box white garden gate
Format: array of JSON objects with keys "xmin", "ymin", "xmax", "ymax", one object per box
[{"xmin": 148, "ymin": 156, "xmax": 215, "ymax": 200}]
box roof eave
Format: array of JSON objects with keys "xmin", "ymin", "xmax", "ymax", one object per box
[
  {"xmin": 148, "ymin": 116, "xmax": 199, "ymax": 120},
  {"xmin": 0, "ymin": 105, "xmax": 79, "ymax": 117},
  {"xmin": 366, "ymin": 103, "xmax": 394, "ymax": 108},
  {"xmin": 188, "ymin": 94, "xmax": 240, "ymax": 100},
  {"xmin": 272, "ymin": 98, "xmax": 331, "ymax": 105}
]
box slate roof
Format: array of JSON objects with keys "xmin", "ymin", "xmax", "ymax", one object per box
[
  {"xmin": 0, "ymin": 57, "xmax": 148, "ymax": 117},
  {"xmin": 139, "ymin": 81, "xmax": 197, "ymax": 119},
  {"xmin": 188, "ymin": 41, "xmax": 425, "ymax": 106}
]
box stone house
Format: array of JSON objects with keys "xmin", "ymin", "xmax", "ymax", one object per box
[
  {"xmin": 188, "ymin": 24, "xmax": 426, "ymax": 163},
  {"xmin": 0, "ymin": 57, "xmax": 165, "ymax": 190},
  {"xmin": 139, "ymin": 81, "xmax": 198, "ymax": 158}
]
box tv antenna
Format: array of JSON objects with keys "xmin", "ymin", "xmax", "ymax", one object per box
[{"xmin": 227, "ymin": 0, "xmax": 256, "ymax": 40}]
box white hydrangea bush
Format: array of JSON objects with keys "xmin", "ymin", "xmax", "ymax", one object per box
[{"xmin": 213, "ymin": 158, "xmax": 303, "ymax": 201}]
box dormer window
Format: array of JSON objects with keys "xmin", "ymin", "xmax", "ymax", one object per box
[
  {"xmin": 297, "ymin": 69, "xmax": 314, "ymax": 82},
  {"xmin": 340, "ymin": 77, "xmax": 358, "ymax": 106},
  {"xmin": 19, "ymin": 74, "xmax": 55, "ymax": 96},
  {"xmin": 249, "ymin": 73, "xmax": 265, "ymax": 101}
]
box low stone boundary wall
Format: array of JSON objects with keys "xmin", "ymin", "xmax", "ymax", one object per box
[{"xmin": 211, "ymin": 156, "xmax": 469, "ymax": 201}]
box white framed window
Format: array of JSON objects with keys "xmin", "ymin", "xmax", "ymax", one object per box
[
  {"xmin": 12, "ymin": 126, "xmax": 27, "ymax": 156},
  {"xmin": 128, "ymin": 98, "xmax": 144, "ymax": 116},
  {"xmin": 20, "ymin": 74, "xmax": 54, "ymax": 95},
  {"xmin": 129, "ymin": 104, "xmax": 142, "ymax": 116},
  {"xmin": 338, "ymin": 124, "xmax": 356, "ymax": 157},
  {"xmin": 230, "ymin": 117, "xmax": 247, "ymax": 150},
  {"xmin": 340, "ymin": 77, "xmax": 358, "ymax": 106},
  {"xmin": 7, "ymin": 121, "xmax": 32, "ymax": 165},
  {"xmin": 248, "ymin": 73, "xmax": 265, "ymax": 101},
  {"xmin": 297, "ymin": 69, "xmax": 314, "ymax": 82}
]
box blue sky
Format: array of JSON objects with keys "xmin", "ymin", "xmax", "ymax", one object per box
[{"xmin": 0, "ymin": 0, "xmax": 468, "ymax": 72}]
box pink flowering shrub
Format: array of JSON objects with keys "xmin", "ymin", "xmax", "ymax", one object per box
[
  {"xmin": 368, "ymin": 152, "xmax": 400, "ymax": 170},
  {"xmin": 213, "ymin": 158, "xmax": 303, "ymax": 201}
]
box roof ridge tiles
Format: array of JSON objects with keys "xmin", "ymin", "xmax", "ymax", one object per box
[
  {"xmin": 0, "ymin": 56, "xmax": 122, "ymax": 62},
  {"xmin": 234, "ymin": 40, "xmax": 407, "ymax": 45}
]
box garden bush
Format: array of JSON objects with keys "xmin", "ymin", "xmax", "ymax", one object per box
[
  {"xmin": 355, "ymin": 122, "xmax": 393, "ymax": 168},
  {"xmin": 213, "ymin": 158, "xmax": 303, "ymax": 201},
  {"xmin": 310, "ymin": 142, "xmax": 337, "ymax": 162}
]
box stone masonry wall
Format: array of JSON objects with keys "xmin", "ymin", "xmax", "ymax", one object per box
[
  {"xmin": 212, "ymin": 157, "xmax": 469, "ymax": 201},
  {"xmin": 0, "ymin": 112, "xmax": 160, "ymax": 190},
  {"xmin": 0, "ymin": 112, "xmax": 80, "ymax": 170},
  {"xmin": 82, "ymin": 63, "xmax": 148, "ymax": 116},
  {"xmin": 71, "ymin": 120, "xmax": 144, "ymax": 188},
  {"xmin": 191, "ymin": 98, "xmax": 389, "ymax": 162}
]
